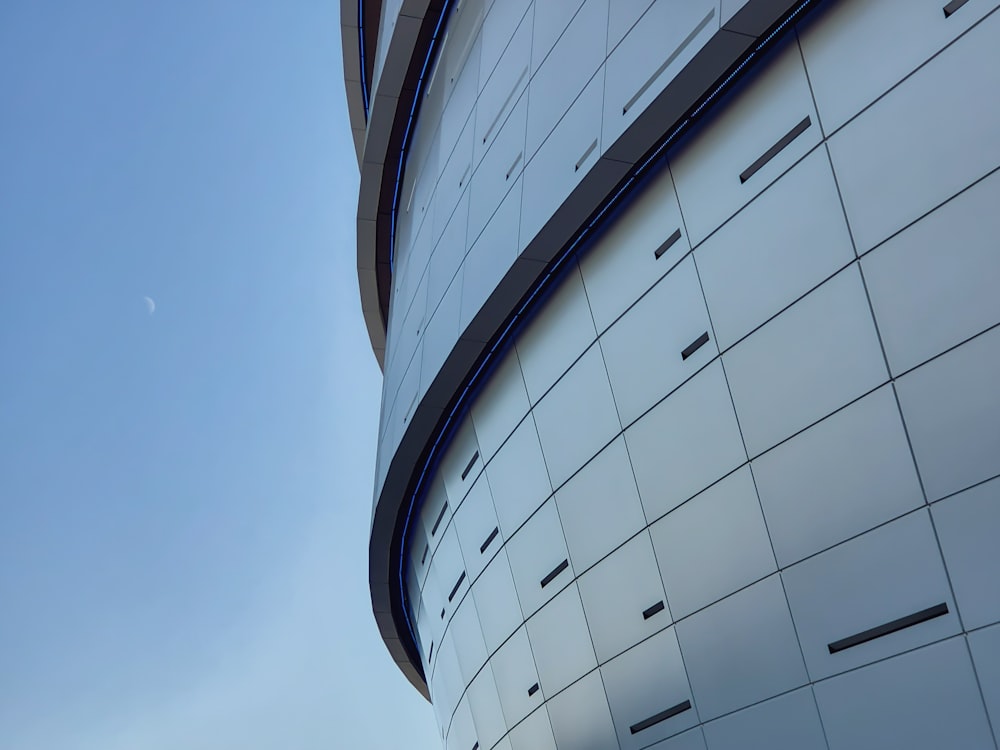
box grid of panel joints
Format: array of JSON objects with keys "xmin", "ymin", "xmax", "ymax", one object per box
[
  {"xmin": 402, "ymin": 5, "xmax": 1000, "ymax": 750},
  {"xmin": 381, "ymin": 0, "xmax": 531, "ymax": 391},
  {"xmin": 381, "ymin": 0, "xmax": 725, "ymax": 457}
]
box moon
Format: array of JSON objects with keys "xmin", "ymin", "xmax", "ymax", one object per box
[{"xmin": 144, "ymin": 296, "xmax": 156, "ymax": 315}]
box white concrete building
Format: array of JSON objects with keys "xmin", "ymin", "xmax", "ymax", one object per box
[{"xmin": 342, "ymin": 1, "xmax": 1000, "ymax": 747}]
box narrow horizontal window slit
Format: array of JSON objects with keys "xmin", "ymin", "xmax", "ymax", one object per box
[
  {"xmin": 630, "ymin": 700, "xmax": 692, "ymax": 734},
  {"xmin": 943, "ymin": 0, "xmax": 969, "ymax": 17},
  {"xmin": 681, "ymin": 332, "xmax": 710, "ymax": 360},
  {"xmin": 654, "ymin": 228, "xmax": 682, "ymax": 260},
  {"xmin": 739, "ymin": 116, "xmax": 811, "ymax": 184},
  {"xmin": 461, "ymin": 451, "xmax": 479, "ymax": 480},
  {"xmin": 643, "ymin": 601, "xmax": 665, "ymax": 620},
  {"xmin": 480, "ymin": 527, "xmax": 499, "ymax": 554},
  {"xmin": 827, "ymin": 602, "xmax": 949, "ymax": 654},
  {"xmin": 448, "ymin": 572, "xmax": 466, "ymax": 602},
  {"xmin": 540, "ymin": 559, "xmax": 569, "ymax": 588},
  {"xmin": 430, "ymin": 503, "xmax": 449, "ymax": 536},
  {"xmin": 575, "ymin": 139, "xmax": 598, "ymax": 172},
  {"xmin": 623, "ymin": 9, "xmax": 715, "ymax": 115},
  {"xmin": 505, "ymin": 151, "xmax": 523, "ymax": 181}
]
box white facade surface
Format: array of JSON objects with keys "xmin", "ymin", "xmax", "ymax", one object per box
[{"xmin": 347, "ymin": 0, "xmax": 1000, "ymax": 747}]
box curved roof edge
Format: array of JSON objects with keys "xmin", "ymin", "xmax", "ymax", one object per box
[
  {"xmin": 341, "ymin": 0, "xmax": 381, "ymax": 166},
  {"xmin": 354, "ymin": 0, "xmax": 445, "ymax": 370},
  {"xmin": 361, "ymin": 0, "xmax": 826, "ymax": 696},
  {"xmin": 343, "ymin": 0, "xmax": 390, "ymax": 366}
]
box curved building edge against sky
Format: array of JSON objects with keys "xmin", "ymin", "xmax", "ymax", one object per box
[{"xmin": 344, "ymin": 1, "xmax": 1000, "ymax": 748}]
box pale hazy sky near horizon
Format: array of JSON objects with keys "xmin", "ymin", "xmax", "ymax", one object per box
[{"xmin": 0, "ymin": 2, "xmax": 441, "ymax": 748}]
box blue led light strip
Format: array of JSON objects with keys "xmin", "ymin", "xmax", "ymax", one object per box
[
  {"xmin": 358, "ymin": 0, "xmax": 370, "ymax": 120},
  {"xmin": 393, "ymin": 0, "xmax": 822, "ymax": 661}
]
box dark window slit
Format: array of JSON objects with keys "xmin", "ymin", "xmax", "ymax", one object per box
[
  {"xmin": 527, "ymin": 683, "xmax": 539, "ymax": 697},
  {"xmin": 440, "ymin": 607, "xmax": 446, "ymax": 619},
  {"xmin": 739, "ymin": 116, "xmax": 811, "ymax": 184},
  {"xmin": 428, "ymin": 641, "xmax": 434, "ymax": 661},
  {"xmin": 575, "ymin": 138, "xmax": 598, "ymax": 172},
  {"xmin": 643, "ymin": 600, "xmax": 666, "ymax": 620},
  {"xmin": 630, "ymin": 700, "xmax": 692, "ymax": 734},
  {"xmin": 480, "ymin": 526, "xmax": 499, "ymax": 554},
  {"xmin": 430, "ymin": 502, "xmax": 449, "ymax": 536},
  {"xmin": 623, "ymin": 8, "xmax": 715, "ymax": 115},
  {"xmin": 540, "ymin": 559, "xmax": 569, "ymax": 588},
  {"xmin": 448, "ymin": 572, "xmax": 467, "ymax": 603},
  {"xmin": 654, "ymin": 228, "xmax": 682, "ymax": 260},
  {"xmin": 471, "ymin": 744, "xmax": 479, "ymax": 750},
  {"xmin": 681, "ymin": 332, "xmax": 710, "ymax": 361},
  {"xmin": 828, "ymin": 602, "xmax": 949, "ymax": 654},
  {"xmin": 421, "ymin": 543, "xmax": 429, "ymax": 565},
  {"xmin": 943, "ymin": 0, "xmax": 969, "ymax": 16},
  {"xmin": 461, "ymin": 451, "xmax": 480, "ymax": 480},
  {"xmin": 505, "ymin": 152, "xmax": 523, "ymax": 181}
]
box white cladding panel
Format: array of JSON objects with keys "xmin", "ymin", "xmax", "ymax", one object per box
[
  {"xmin": 702, "ymin": 687, "xmax": 828, "ymax": 750},
  {"xmin": 969, "ymin": 624, "xmax": 1000, "ymax": 730},
  {"xmin": 525, "ymin": 583, "xmax": 597, "ymax": 696},
  {"xmin": 649, "ymin": 466, "xmax": 776, "ymax": 621},
  {"xmin": 813, "ymin": 637, "xmax": 995, "ymax": 750},
  {"xmin": 932, "ymin": 478, "xmax": 1000, "ymax": 630},
  {"xmin": 752, "ymin": 384, "xmax": 924, "ymax": 567},
  {"xmin": 555, "ymin": 436, "xmax": 646, "ymax": 573},
  {"xmin": 515, "ymin": 264, "xmax": 597, "ymax": 405},
  {"xmin": 546, "ymin": 669, "xmax": 619, "ymax": 750},
  {"xmin": 676, "ymin": 575, "xmax": 807, "ymax": 720},
  {"xmin": 577, "ymin": 531, "xmax": 670, "ymax": 663}
]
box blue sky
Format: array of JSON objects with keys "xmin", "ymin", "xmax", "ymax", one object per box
[{"xmin": 0, "ymin": 2, "xmax": 439, "ymax": 748}]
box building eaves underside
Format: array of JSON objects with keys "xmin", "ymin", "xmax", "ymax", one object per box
[{"xmin": 355, "ymin": 0, "xmax": 827, "ymax": 698}]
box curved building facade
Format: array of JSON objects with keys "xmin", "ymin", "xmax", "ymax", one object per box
[{"xmin": 343, "ymin": 1, "xmax": 1000, "ymax": 748}]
